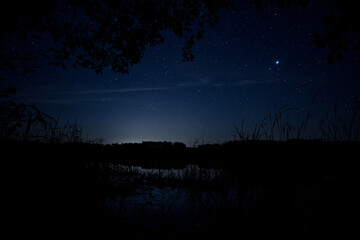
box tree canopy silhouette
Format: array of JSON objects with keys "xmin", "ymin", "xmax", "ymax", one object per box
[
  {"xmin": 0, "ymin": 0, "xmax": 233, "ymax": 75},
  {"xmin": 2, "ymin": 0, "xmax": 359, "ymax": 78},
  {"xmin": 254, "ymin": 0, "xmax": 360, "ymax": 64}
]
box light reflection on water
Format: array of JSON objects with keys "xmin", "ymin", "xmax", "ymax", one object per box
[
  {"xmin": 96, "ymin": 163, "xmax": 326, "ymax": 235},
  {"xmin": 110, "ymin": 164, "xmax": 225, "ymax": 181},
  {"xmin": 99, "ymin": 164, "xmax": 269, "ymax": 233}
]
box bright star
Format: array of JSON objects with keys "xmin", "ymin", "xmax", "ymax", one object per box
[{"xmin": 275, "ymin": 60, "xmax": 279, "ymax": 64}]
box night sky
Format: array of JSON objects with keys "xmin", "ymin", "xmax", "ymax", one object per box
[{"xmin": 9, "ymin": 1, "xmax": 360, "ymax": 144}]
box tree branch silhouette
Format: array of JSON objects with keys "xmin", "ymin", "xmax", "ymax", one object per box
[
  {"xmin": 254, "ymin": 0, "xmax": 360, "ymax": 64},
  {"xmin": 0, "ymin": 0, "xmax": 234, "ymax": 75}
]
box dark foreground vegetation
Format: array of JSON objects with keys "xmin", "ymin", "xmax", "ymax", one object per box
[{"xmin": 2, "ymin": 139, "xmax": 359, "ymax": 239}]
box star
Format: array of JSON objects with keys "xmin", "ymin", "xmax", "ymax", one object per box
[{"xmin": 275, "ymin": 60, "xmax": 279, "ymax": 65}]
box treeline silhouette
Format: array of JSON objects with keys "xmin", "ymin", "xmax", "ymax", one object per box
[{"xmin": 3, "ymin": 139, "xmax": 358, "ymax": 173}]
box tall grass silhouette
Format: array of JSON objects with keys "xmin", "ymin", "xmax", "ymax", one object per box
[
  {"xmin": 233, "ymin": 105, "xmax": 309, "ymax": 141},
  {"xmin": 0, "ymin": 101, "xmax": 103, "ymax": 143},
  {"xmin": 319, "ymin": 102, "xmax": 360, "ymax": 141},
  {"xmin": 233, "ymin": 100, "xmax": 359, "ymax": 142}
]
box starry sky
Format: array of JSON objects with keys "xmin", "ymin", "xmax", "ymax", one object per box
[{"xmin": 10, "ymin": 1, "xmax": 360, "ymax": 144}]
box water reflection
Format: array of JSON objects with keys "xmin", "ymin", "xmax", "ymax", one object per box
[
  {"xmin": 96, "ymin": 164, "xmax": 272, "ymax": 235},
  {"xmin": 91, "ymin": 162, "xmax": 336, "ymax": 237},
  {"xmin": 110, "ymin": 164, "xmax": 225, "ymax": 181}
]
